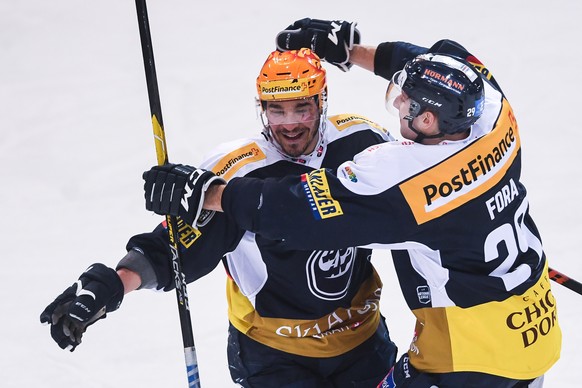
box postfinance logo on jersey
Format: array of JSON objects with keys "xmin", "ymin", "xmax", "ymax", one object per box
[
  {"xmin": 211, "ymin": 142, "xmax": 266, "ymax": 181},
  {"xmin": 400, "ymin": 100, "xmax": 520, "ymax": 224},
  {"xmin": 330, "ymin": 113, "xmax": 387, "ymax": 133},
  {"xmin": 302, "ymin": 169, "xmax": 344, "ymax": 220}
]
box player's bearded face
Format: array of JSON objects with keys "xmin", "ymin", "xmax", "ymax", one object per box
[{"xmin": 265, "ymin": 98, "xmax": 320, "ymax": 157}]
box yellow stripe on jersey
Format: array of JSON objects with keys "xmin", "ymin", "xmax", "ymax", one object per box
[
  {"xmin": 399, "ymin": 99, "xmax": 521, "ymax": 224},
  {"xmin": 329, "ymin": 113, "xmax": 388, "ymax": 133},
  {"xmin": 226, "ymin": 271, "xmax": 383, "ymax": 358},
  {"xmin": 225, "ymin": 280, "xmax": 255, "ymax": 333},
  {"xmin": 408, "ymin": 261, "xmax": 561, "ymax": 379},
  {"xmin": 210, "ymin": 142, "xmax": 266, "ymax": 181}
]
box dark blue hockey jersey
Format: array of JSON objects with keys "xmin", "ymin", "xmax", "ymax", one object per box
[
  {"xmin": 126, "ymin": 114, "xmax": 394, "ymax": 357},
  {"xmin": 220, "ymin": 40, "xmax": 562, "ymax": 379}
]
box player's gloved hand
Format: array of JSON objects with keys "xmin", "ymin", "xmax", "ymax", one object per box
[
  {"xmin": 40, "ymin": 263, "xmax": 124, "ymax": 351},
  {"xmin": 143, "ymin": 163, "xmax": 225, "ymax": 227},
  {"xmin": 276, "ymin": 18, "xmax": 360, "ymax": 72}
]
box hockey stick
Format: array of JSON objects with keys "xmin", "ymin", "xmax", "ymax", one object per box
[
  {"xmin": 134, "ymin": 1, "xmax": 201, "ymax": 386},
  {"xmin": 548, "ymin": 267, "xmax": 582, "ymax": 295}
]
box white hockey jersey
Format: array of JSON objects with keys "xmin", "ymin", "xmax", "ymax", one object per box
[{"xmin": 127, "ymin": 114, "xmax": 394, "ymax": 357}]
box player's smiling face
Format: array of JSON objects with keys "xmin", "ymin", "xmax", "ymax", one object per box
[{"xmin": 265, "ymin": 98, "xmax": 320, "ymax": 157}]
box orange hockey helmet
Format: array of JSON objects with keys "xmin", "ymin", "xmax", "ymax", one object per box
[{"xmin": 256, "ymin": 48, "xmax": 328, "ymax": 114}]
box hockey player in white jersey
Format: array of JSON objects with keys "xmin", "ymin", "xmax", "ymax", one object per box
[
  {"xmin": 41, "ymin": 48, "xmax": 399, "ymax": 387},
  {"xmin": 142, "ymin": 20, "xmax": 562, "ymax": 387}
]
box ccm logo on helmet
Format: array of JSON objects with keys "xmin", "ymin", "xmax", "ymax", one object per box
[{"xmin": 421, "ymin": 97, "xmax": 442, "ymax": 107}]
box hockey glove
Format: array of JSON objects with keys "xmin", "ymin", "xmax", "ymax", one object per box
[
  {"xmin": 40, "ymin": 263, "xmax": 124, "ymax": 351},
  {"xmin": 276, "ymin": 18, "xmax": 360, "ymax": 72},
  {"xmin": 143, "ymin": 163, "xmax": 225, "ymax": 227}
]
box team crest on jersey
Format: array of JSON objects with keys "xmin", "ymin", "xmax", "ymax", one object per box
[
  {"xmin": 211, "ymin": 142, "xmax": 266, "ymax": 180},
  {"xmin": 301, "ymin": 169, "xmax": 343, "ymax": 220},
  {"xmin": 306, "ymin": 248, "xmax": 356, "ymax": 300}
]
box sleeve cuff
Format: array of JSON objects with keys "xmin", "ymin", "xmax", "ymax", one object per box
[
  {"xmin": 221, "ymin": 177, "xmax": 265, "ymax": 233},
  {"xmin": 116, "ymin": 248, "xmax": 159, "ymax": 290}
]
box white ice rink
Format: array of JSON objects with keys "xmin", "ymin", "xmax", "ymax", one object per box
[{"xmin": 2, "ymin": 1, "xmax": 581, "ymax": 386}]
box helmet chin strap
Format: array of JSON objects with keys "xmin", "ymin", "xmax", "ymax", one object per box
[{"xmin": 404, "ymin": 115, "xmax": 444, "ymax": 144}]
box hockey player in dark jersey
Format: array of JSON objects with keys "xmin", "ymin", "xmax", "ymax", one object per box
[
  {"xmin": 41, "ymin": 48, "xmax": 399, "ymax": 387},
  {"xmin": 142, "ymin": 21, "xmax": 562, "ymax": 387}
]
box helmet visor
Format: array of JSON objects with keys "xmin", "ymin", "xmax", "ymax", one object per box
[
  {"xmin": 263, "ymin": 97, "xmax": 320, "ymax": 126},
  {"xmin": 385, "ymin": 70, "xmax": 407, "ymax": 116}
]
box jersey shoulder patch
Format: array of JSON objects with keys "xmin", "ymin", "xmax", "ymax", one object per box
[
  {"xmin": 328, "ymin": 113, "xmax": 387, "ymax": 134},
  {"xmin": 202, "ymin": 137, "xmax": 267, "ymax": 181}
]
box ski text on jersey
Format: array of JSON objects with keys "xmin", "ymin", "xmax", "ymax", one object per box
[
  {"xmin": 301, "ymin": 169, "xmax": 344, "ymax": 220},
  {"xmin": 275, "ymin": 287, "xmax": 381, "ymax": 339}
]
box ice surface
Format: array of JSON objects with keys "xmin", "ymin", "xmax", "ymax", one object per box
[{"xmin": 2, "ymin": 1, "xmax": 580, "ymax": 386}]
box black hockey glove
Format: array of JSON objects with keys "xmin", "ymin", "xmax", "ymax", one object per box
[
  {"xmin": 40, "ymin": 263, "xmax": 124, "ymax": 351},
  {"xmin": 276, "ymin": 18, "xmax": 360, "ymax": 72},
  {"xmin": 143, "ymin": 163, "xmax": 225, "ymax": 227}
]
